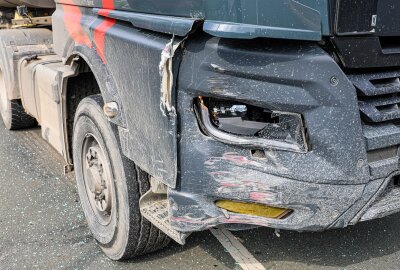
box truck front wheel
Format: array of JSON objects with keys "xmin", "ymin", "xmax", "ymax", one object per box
[{"xmin": 72, "ymin": 95, "xmax": 170, "ymax": 260}]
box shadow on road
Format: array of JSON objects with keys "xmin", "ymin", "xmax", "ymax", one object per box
[
  {"xmin": 116, "ymin": 212, "xmax": 400, "ymax": 269},
  {"xmin": 235, "ymin": 213, "xmax": 400, "ymax": 268}
]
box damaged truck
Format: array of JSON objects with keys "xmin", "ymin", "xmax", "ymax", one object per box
[{"xmin": 0, "ymin": 0, "xmax": 399, "ymax": 260}]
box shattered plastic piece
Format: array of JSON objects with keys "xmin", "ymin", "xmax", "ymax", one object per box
[{"xmin": 159, "ymin": 36, "xmax": 176, "ymax": 112}]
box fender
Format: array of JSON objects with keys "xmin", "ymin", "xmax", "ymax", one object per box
[
  {"xmin": 53, "ymin": 3, "xmax": 182, "ymax": 187},
  {"xmin": 63, "ymin": 47, "xmax": 127, "ymax": 128},
  {"xmin": 56, "ymin": 47, "xmax": 127, "ymax": 168},
  {"xmin": 53, "ymin": 5, "xmax": 126, "ymax": 128}
]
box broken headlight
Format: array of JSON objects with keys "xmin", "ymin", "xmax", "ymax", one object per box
[{"xmin": 196, "ymin": 97, "xmax": 308, "ymax": 153}]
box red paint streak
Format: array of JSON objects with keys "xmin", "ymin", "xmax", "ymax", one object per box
[
  {"xmin": 62, "ymin": 3, "xmax": 92, "ymax": 48},
  {"xmin": 93, "ymin": 18, "xmax": 116, "ymax": 63},
  {"xmin": 220, "ymin": 182, "xmax": 240, "ymax": 187},
  {"xmin": 98, "ymin": 8, "xmax": 112, "ymax": 17},
  {"xmin": 249, "ymin": 192, "xmax": 273, "ymax": 202},
  {"xmin": 222, "ymin": 152, "xmax": 250, "ymax": 164},
  {"xmin": 101, "ymin": 0, "xmax": 114, "ymax": 10}
]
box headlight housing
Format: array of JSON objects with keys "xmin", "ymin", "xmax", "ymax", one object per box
[{"xmin": 195, "ymin": 97, "xmax": 308, "ymax": 153}]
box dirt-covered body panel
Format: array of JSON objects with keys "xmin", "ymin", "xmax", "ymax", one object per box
[
  {"xmin": 167, "ymin": 34, "xmax": 398, "ymax": 232},
  {"xmin": 49, "ymin": 0, "xmax": 400, "ymax": 235},
  {"xmin": 55, "ymin": 0, "xmax": 329, "ymax": 41},
  {"xmin": 53, "ymin": 4, "xmax": 178, "ymax": 186}
]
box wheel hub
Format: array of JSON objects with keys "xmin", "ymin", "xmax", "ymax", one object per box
[{"xmin": 82, "ymin": 138, "xmax": 113, "ymax": 225}]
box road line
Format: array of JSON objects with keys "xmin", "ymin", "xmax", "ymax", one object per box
[{"xmin": 210, "ymin": 227, "xmax": 266, "ymax": 270}]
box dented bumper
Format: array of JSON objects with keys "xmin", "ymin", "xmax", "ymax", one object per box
[
  {"xmin": 167, "ymin": 34, "xmax": 400, "ymax": 233},
  {"xmin": 168, "ymin": 174, "xmax": 388, "ymax": 232}
]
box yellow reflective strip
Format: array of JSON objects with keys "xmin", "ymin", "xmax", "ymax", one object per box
[{"xmin": 216, "ymin": 200, "xmax": 290, "ymax": 219}]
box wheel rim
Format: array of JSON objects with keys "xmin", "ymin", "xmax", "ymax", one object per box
[
  {"xmin": 0, "ymin": 70, "xmax": 8, "ymax": 115},
  {"xmin": 81, "ymin": 133, "xmax": 113, "ymax": 226}
]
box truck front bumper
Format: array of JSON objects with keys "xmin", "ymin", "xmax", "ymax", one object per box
[
  {"xmin": 170, "ymin": 34, "xmax": 400, "ymax": 233},
  {"xmin": 169, "ymin": 172, "xmax": 395, "ymax": 232}
]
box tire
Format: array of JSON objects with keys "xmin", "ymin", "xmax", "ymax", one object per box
[
  {"xmin": 72, "ymin": 95, "xmax": 170, "ymax": 260},
  {"xmin": 0, "ymin": 70, "xmax": 37, "ymax": 130}
]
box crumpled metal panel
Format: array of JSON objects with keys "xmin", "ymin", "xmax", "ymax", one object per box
[
  {"xmin": 104, "ymin": 24, "xmax": 180, "ymax": 188},
  {"xmin": 178, "ymin": 34, "xmax": 369, "ymax": 185},
  {"xmin": 165, "ymin": 33, "xmax": 381, "ymax": 232},
  {"xmin": 53, "ymin": 4, "xmax": 180, "ymax": 187}
]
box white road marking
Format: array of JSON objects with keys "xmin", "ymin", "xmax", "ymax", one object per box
[{"xmin": 210, "ymin": 227, "xmax": 266, "ymax": 270}]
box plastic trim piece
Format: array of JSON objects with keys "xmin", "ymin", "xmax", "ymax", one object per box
[
  {"xmin": 203, "ymin": 21, "xmax": 321, "ymax": 41},
  {"xmin": 94, "ymin": 8, "xmax": 197, "ymax": 37}
]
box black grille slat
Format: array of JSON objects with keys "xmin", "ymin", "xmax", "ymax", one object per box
[
  {"xmin": 350, "ymin": 71, "xmax": 400, "ymax": 123},
  {"xmin": 359, "ymin": 96, "xmax": 400, "ymax": 122},
  {"xmin": 349, "ymin": 72, "xmax": 400, "ymax": 96},
  {"xmin": 349, "ymin": 71, "xmax": 400, "ymax": 169},
  {"xmin": 364, "ymin": 123, "xmax": 400, "ymax": 150}
]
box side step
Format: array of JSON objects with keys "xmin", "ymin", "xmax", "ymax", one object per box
[{"xmin": 139, "ymin": 190, "xmax": 189, "ymax": 245}]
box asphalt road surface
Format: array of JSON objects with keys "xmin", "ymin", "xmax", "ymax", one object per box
[{"xmin": 2, "ymin": 121, "xmax": 400, "ymax": 270}]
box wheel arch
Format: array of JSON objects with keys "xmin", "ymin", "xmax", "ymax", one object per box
[{"xmin": 62, "ymin": 48, "xmax": 127, "ymax": 166}]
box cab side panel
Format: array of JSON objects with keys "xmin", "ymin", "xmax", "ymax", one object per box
[{"xmin": 52, "ymin": 3, "xmax": 178, "ymax": 186}]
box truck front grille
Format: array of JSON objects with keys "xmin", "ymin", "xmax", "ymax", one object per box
[{"xmin": 349, "ymin": 71, "xmax": 400, "ymax": 178}]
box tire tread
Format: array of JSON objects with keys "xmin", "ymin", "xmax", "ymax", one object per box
[
  {"xmin": 126, "ymin": 166, "xmax": 170, "ymax": 258},
  {"xmin": 8, "ymin": 100, "xmax": 37, "ymax": 130}
]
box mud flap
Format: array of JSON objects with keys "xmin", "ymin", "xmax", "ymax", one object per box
[{"xmin": 139, "ymin": 190, "xmax": 189, "ymax": 245}]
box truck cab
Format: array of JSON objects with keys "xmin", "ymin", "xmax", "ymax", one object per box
[{"xmin": 0, "ymin": 0, "xmax": 399, "ymax": 260}]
